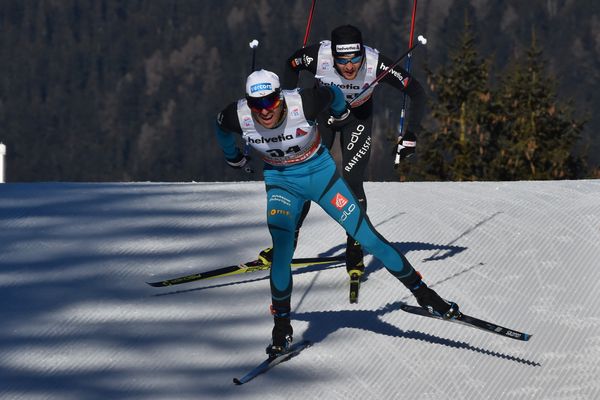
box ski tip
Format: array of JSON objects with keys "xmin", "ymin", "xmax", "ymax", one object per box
[
  {"xmin": 522, "ymin": 333, "xmax": 532, "ymax": 342},
  {"xmin": 399, "ymin": 303, "xmax": 415, "ymax": 312},
  {"xmin": 233, "ymin": 378, "xmax": 243, "ymax": 385},
  {"xmin": 146, "ymin": 281, "xmax": 167, "ymax": 287}
]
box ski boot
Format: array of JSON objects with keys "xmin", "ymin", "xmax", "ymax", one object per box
[
  {"xmin": 346, "ymin": 237, "xmax": 364, "ymax": 303},
  {"xmin": 259, "ymin": 229, "xmax": 300, "ymax": 267},
  {"xmin": 258, "ymin": 247, "xmax": 273, "ymax": 266},
  {"xmin": 266, "ymin": 305, "xmax": 293, "ymax": 357},
  {"xmin": 410, "ymin": 278, "xmax": 460, "ymax": 319}
]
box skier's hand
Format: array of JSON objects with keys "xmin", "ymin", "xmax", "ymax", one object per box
[
  {"xmin": 226, "ymin": 151, "xmax": 252, "ymax": 172},
  {"xmin": 327, "ymin": 102, "xmax": 353, "ymax": 128},
  {"xmin": 395, "ymin": 130, "xmax": 417, "ymax": 160}
]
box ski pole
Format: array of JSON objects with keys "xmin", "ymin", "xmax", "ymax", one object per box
[
  {"xmin": 395, "ymin": 0, "xmax": 419, "ymax": 168},
  {"xmin": 349, "ymin": 35, "xmax": 427, "ymax": 107},
  {"xmin": 249, "ymin": 39, "xmax": 259, "ymax": 71},
  {"xmin": 302, "ymin": 0, "xmax": 317, "ymax": 48},
  {"xmin": 242, "ymin": 39, "xmax": 260, "ymax": 174}
]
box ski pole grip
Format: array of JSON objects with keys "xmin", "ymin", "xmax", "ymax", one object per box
[{"xmin": 394, "ymin": 152, "xmax": 401, "ymax": 167}]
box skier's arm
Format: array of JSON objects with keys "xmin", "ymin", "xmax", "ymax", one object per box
[
  {"xmin": 214, "ymin": 102, "xmax": 247, "ymax": 167},
  {"xmin": 281, "ymin": 44, "xmax": 320, "ymax": 90},
  {"xmin": 299, "ymin": 86, "xmax": 347, "ymax": 122},
  {"xmin": 377, "ymin": 54, "xmax": 426, "ymax": 134}
]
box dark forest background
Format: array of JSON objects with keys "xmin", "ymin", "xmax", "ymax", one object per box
[{"xmin": 1, "ymin": 0, "xmax": 598, "ymax": 182}]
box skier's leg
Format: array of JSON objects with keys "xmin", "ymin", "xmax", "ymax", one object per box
[
  {"xmin": 264, "ymin": 183, "xmax": 305, "ymax": 354},
  {"xmin": 308, "ymin": 151, "xmax": 458, "ymax": 318},
  {"xmin": 289, "ymin": 120, "xmax": 338, "ymax": 253},
  {"xmin": 338, "ymin": 115, "xmax": 373, "ymax": 276}
]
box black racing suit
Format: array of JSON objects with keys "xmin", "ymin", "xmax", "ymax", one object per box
[{"xmin": 282, "ymin": 42, "xmax": 426, "ymax": 272}]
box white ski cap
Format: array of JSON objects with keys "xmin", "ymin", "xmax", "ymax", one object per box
[{"xmin": 245, "ymin": 69, "xmax": 280, "ymax": 98}]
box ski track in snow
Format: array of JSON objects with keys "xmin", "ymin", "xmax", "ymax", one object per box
[{"xmin": 0, "ymin": 180, "xmax": 599, "ymax": 400}]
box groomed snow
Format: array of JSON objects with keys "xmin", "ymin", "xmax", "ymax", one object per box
[{"xmin": 1, "ymin": 180, "xmax": 599, "ymax": 399}]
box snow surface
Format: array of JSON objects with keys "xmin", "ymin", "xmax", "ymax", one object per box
[{"xmin": 1, "ymin": 180, "xmax": 599, "ymax": 399}]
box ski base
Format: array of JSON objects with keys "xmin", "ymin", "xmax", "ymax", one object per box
[
  {"xmin": 400, "ymin": 304, "xmax": 531, "ymax": 341},
  {"xmin": 233, "ymin": 340, "xmax": 311, "ymax": 385}
]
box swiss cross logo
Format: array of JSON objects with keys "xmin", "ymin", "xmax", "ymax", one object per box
[{"xmin": 331, "ymin": 193, "xmax": 349, "ymax": 210}]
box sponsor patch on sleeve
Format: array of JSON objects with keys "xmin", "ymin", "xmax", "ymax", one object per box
[{"xmin": 291, "ymin": 57, "xmax": 303, "ymax": 68}]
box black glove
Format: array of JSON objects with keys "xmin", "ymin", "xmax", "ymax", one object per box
[
  {"xmin": 396, "ymin": 130, "xmax": 417, "ymax": 160},
  {"xmin": 327, "ymin": 102, "xmax": 353, "ymax": 128},
  {"xmin": 225, "ymin": 151, "xmax": 251, "ymax": 170}
]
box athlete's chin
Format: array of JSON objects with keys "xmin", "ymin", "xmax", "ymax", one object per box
[{"xmin": 257, "ymin": 117, "xmax": 275, "ymax": 128}]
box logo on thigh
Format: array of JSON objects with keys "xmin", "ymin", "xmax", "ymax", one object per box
[
  {"xmin": 340, "ymin": 203, "xmax": 356, "ymax": 222},
  {"xmin": 269, "ymin": 194, "xmax": 292, "ymax": 206},
  {"xmin": 331, "ymin": 192, "xmax": 357, "ymax": 223},
  {"xmin": 331, "ymin": 193, "xmax": 349, "ymax": 210},
  {"xmin": 270, "ymin": 209, "xmax": 290, "ymax": 217},
  {"xmin": 347, "ymin": 124, "xmax": 365, "ymax": 151}
]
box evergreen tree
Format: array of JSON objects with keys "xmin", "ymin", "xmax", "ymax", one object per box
[
  {"xmin": 491, "ymin": 34, "xmax": 587, "ymax": 180},
  {"xmin": 0, "ymin": 1, "xmax": 595, "ymax": 182},
  {"xmin": 409, "ymin": 19, "xmax": 495, "ymax": 181},
  {"xmin": 407, "ymin": 22, "xmax": 588, "ymax": 182}
]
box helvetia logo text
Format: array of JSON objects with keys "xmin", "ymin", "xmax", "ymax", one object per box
[
  {"xmin": 319, "ymin": 80, "xmax": 361, "ymax": 90},
  {"xmin": 335, "ymin": 43, "xmax": 361, "ymax": 53},
  {"xmin": 248, "ymin": 134, "xmax": 294, "ymax": 144}
]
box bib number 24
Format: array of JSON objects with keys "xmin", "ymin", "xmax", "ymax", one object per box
[{"xmin": 266, "ymin": 146, "xmax": 301, "ymax": 158}]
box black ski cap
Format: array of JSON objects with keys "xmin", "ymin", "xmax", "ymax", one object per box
[{"xmin": 331, "ymin": 25, "xmax": 363, "ymax": 57}]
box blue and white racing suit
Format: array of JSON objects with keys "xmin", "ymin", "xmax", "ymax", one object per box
[
  {"xmin": 263, "ymin": 147, "xmax": 417, "ymax": 303},
  {"xmin": 215, "ymin": 86, "xmax": 420, "ymax": 308}
]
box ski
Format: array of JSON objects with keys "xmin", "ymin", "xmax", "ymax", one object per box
[
  {"xmin": 400, "ymin": 304, "xmax": 532, "ymax": 341},
  {"xmin": 233, "ymin": 340, "xmax": 311, "ymax": 385},
  {"xmin": 349, "ymin": 272, "xmax": 361, "ymax": 304},
  {"xmin": 147, "ymin": 255, "xmax": 344, "ymax": 287}
]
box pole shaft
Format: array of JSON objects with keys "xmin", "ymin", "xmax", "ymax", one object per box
[
  {"xmin": 395, "ymin": 0, "xmax": 419, "ymax": 166},
  {"xmin": 350, "ymin": 40, "xmax": 421, "ymax": 107},
  {"xmin": 303, "ymin": 0, "xmax": 317, "ymax": 48},
  {"xmin": 0, "ymin": 142, "xmax": 6, "ymax": 183},
  {"xmin": 408, "ymin": 0, "xmax": 418, "ymax": 48}
]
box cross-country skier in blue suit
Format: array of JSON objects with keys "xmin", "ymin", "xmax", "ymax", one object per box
[{"xmin": 215, "ymin": 69, "xmax": 459, "ymax": 356}]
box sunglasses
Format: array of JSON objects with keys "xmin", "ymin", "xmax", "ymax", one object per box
[
  {"xmin": 334, "ymin": 54, "xmax": 364, "ymax": 65},
  {"xmin": 246, "ymin": 91, "xmax": 282, "ymax": 113}
]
